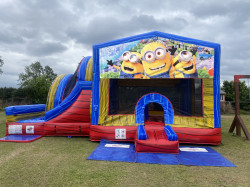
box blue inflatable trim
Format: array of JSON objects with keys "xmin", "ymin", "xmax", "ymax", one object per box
[
  {"xmin": 137, "ymin": 125, "xmax": 147, "ymax": 140},
  {"xmin": 54, "ymin": 74, "xmax": 72, "ymax": 108},
  {"xmin": 213, "ymin": 44, "xmax": 221, "ymax": 128},
  {"xmin": 135, "ymin": 93, "xmax": 174, "ymax": 125},
  {"xmin": 5, "ymin": 104, "xmax": 46, "ymax": 116},
  {"xmin": 164, "ymin": 125, "xmax": 178, "ymax": 141},
  {"xmin": 45, "ymin": 81, "xmax": 92, "ymax": 121},
  {"xmin": 91, "ymin": 46, "xmax": 100, "ymax": 125}
]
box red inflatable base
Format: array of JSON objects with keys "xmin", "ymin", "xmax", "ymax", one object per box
[
  {"xmin": 173, "ymin": 127, "xmax": 221, "ymax": 145},
  {"xmin": 6, "ymin": 122, "xmax": 45, "ymax": 136},
  {"xmin": 90, "ymin": 124, "xmax": 221, "ymax": 145},
  {"xmin": 5, "ymin": 122, "xmax": 221, "ymax": 145},
  {"xmin": 43, "ymin": 122, "xmax": 90, "ymax": 136},
  {"xmin": 5, "ymin": 122, "xmax": 91, "ymax": 137},
  {"xmin": 90, "ymin": 125, "xmax": 136, "ymax": 142}
]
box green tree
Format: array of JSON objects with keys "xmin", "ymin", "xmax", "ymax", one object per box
[
  {"xmin": 222, "ymin": 80, "xmax": 234, "ymax": 101},
  {"xmin": 0, "ymin": 56, "xmax": 4, "ymax": 74},
  {"xmin": 222, "ymin": 80, "xmax": 249, "ymax": 102},
  {"xmin": 18, "ymin": 62, "xmax": 57, "ymax": 104}
]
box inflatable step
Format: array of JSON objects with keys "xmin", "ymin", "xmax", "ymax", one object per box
[{"xmin": 135, "ymin": 125, "xmax": 179, "ymax": 154}]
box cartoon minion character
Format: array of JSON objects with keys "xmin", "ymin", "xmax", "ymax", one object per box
[
  {"xmin": 107, "ymin": 51, "xmax": 143, "ymax": 78},
  {"xmin": 140, "ymin": 42, "xmax": 173, "ymax": 78},
  {"xmin": 172, "ymin": 48, "xmax": 198, "ymax": 78}
]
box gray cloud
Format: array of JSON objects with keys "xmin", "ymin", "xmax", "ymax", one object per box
[
  {"xmin": 26, "ymin": 41, "xmax": 68, "ymax": 56},
  {"xmin": 0, "ymin": 74, "xmax": 19, "ymax": 88},
  {"xmin": 0, "ymin": 0, "xmax": 250, "ymax": 88},
  {"xmin": 67, "ymin": 14, "xmax": 188, "ymax": 47},
  {"xmin": 191, "ymin": 2, "xmax": 229, "ymax": 18},
  {"xmin": 0, "ymin": 30, "xmax": 25, "ymax": 44}
]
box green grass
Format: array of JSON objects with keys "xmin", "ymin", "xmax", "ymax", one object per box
[{"xmin": 0, "ymin": 112, "xmax": 250, "ymax": 187}]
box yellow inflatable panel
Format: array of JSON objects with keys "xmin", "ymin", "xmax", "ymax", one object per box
[
  {"xmin": 85, "ymin": 57, "xmax": 93, "ymax": 81},
  {"xmin": 46, "ymin": 74, "xmax": 66, "ymax": 111},
  {"xmin": 6, "ymin": 111, "xmax": 45, "ymax": 123}
]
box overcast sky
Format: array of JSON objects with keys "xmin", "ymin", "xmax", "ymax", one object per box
[{"xmin": 0, "ymin": 0, "xmax": 250, "ymax": 87}]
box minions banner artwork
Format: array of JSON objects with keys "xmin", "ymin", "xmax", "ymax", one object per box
[{"xmin": 99, "ymin": 37, "xmax": 214, "ymax": 79}]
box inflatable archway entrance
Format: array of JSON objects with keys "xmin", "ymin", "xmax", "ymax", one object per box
[{"xmin": 135, "ymin": 93, "xmax": 174, "ymax": 125}]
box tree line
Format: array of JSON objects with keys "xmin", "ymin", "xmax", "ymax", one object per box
[
  {"xmin": 0, "ymin": 59, "xmax": 57, "ymax": 108},
  {"xmin": 222, "ymin": 80, "xmax": 250, "ymax": 111}
]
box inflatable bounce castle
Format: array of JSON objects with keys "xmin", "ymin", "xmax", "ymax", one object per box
[{"xmin": 1, "ymin": 31, "xmax": 221, "ymax": 154}]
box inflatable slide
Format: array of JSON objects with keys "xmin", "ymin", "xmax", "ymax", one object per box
[{"xmin": 1, "ymin": 57, "xmax": 93, "ymax": 142}]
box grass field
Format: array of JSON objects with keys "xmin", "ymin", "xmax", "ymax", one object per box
[{"xmin": 0, "ymin": 112, "xmax": 250, "ymax": 187}]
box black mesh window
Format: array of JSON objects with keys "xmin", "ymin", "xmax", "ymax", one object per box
[{"xmin": 108, "ymin": 79, "xmax": 203, "ymax": 117}]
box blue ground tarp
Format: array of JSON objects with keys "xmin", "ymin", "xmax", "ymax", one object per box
[
  {"xmin": 87, "ymin": 139, "xmax": 236, "ymax": 167},
  {"xmin": 0, "ymin": 135, "xmax": 42, "ymax": 142}
]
